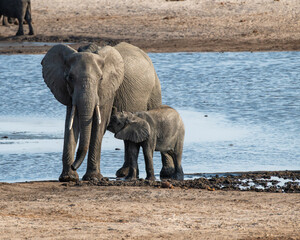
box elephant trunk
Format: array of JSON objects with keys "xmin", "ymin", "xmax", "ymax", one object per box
[
  {"xmin": 71, "ymin": 106, "xmax": 102, "ymax": 170},
  {"xmin": 70, "ymin": 80, "xmax": 103, "ymax": 171},
  {"xmin": 71, "ymin": 92, "xmax": 101, "ymax": 171},
  {"xmin": 71, "ymin": 111, "xmax": 93, "ymax": 171}
]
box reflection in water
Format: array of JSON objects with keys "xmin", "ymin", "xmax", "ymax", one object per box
[{"xmin": 0, "ymin": 52, "xmax": 300, "ymax": 182}]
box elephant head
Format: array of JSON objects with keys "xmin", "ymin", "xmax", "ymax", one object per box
[
  {"xmin": 108, "ymin": 108, "xmax": 150, "ymax": 143},
  {"xmin": 41, "ymin": 44, "xmax": 124, "ymax": 171}
]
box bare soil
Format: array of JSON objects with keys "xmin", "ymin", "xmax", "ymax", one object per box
[
  {"xmin": 0, "ymin": 0, "xmax": 300, "ymax": 239},
  {"xmin": 0, "ymin": 178, "xmax": 300, "ymax": 240},
  {"xmin": 0, "ymin": 172, "xmax": 299, "ymax": 239},
  {"xmin": 0, "ymin": 0, "xmax": 300, "ymax": 54}
]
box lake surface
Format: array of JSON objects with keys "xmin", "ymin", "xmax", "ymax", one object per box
[{"xmin": 0, "ymin": 51, "xmax": 300, "ymax": 182}]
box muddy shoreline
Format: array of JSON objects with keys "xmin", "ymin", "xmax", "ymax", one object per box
[
  {"xmin": 44, "ymin": 170, "xmax": 300, "ymax": 193},
  {"xmin": 1, "ymin": 35, "xmax": 300, "ymax": 55},
  {"xmin": 7, "ymin": 170, "xmax": 300, "ymax": 193}
]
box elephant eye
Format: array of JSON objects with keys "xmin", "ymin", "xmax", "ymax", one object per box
[
  {"xmin": 68, "ymin": 76, "xmax": 73, "ymax": 83},
  {"xmin": 67, "ymin": 74, "xmax": 74, "ymax": 83}
]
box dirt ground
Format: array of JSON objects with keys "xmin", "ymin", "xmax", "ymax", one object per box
[
  {"xmin": 0, "ymin": 180, "xmax": 299, "ymax": 240},
  {"xmin": 0, "ymin": 0, "xmax": 300, "ymax": 54},
  {"xmin": 0, "ymin": 0, "xmax": 300, "ymax": 239},
  {"xmin": 0, "ymin": 172, "xmax": 299, "ymax": 239}
]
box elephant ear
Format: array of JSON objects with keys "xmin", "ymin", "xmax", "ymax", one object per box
[
  {"xmin": 115, "ymin": 117, "xmax": 150, "ymax": 143},
  {"xmin": 96, "ymin": 46, "xmax": 124, "ymax": 106},
  {"xmin": 41, "ymin": 44, "xmax": 77, "ymax": 106}
]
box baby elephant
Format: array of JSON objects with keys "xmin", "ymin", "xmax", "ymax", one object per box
[{"xmin": 108, "ymin": 105, "xmax": 185, "ymax": 181}]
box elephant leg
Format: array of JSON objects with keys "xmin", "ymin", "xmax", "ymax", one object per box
[
  {"xmin": 125, "ymin": 142, "xmax": 140, "ymax": 181},
  {"xmin": 160, "ymin": 152, "xmax": 175, "ymax": 180},
  {"xmin": 142, "ymin": 143, "xmax": 155, "ymax": 181},
  {"xmin": 172, "ymin": 142, "xmax": 184, "ymax": 180},
  {"xmin": 16, "ymin": 16, "xmax": 24, "ymax": 36},
  {"xmin": 116, "ymin": 140, "xmax": 132, "ymax": 177},
  {"xmin": 24, "ymin": 8, "xmax": 34, "ymax": 35},
  {"xmin": 82, "ymin": 112, "xmax": 106, "ymax": 181},
  {"xmin": 59, "ymin": 106, "xmax": 79, "ymax": 182}
]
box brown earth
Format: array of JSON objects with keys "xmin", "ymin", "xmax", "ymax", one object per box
[
  {"xmin": 0, "ymin": 0, "xmax": 300, "ymax": 239},
  {"xmin": 0, "ymin": 0, "xmax": 299, "ymax": 54},
  {"xmin": 0, "ymin": 179, "xmax": 300, "ymax": 240},
  {"xmin": 0, "ymin": 172, "xmax": 299, "ymax": 239}
]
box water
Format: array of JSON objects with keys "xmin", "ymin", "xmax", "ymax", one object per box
[
  {"xmin": 0, "ymin": 52, "xmax": 300, "ymax": 182},
  {"xmin": 0, "ymin": 42, "xmax": 69, "ymax": 47}
]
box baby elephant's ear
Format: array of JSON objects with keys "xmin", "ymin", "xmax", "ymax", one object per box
[{"xmin": 115, "ymin": 119, "xmax": 150, "ymax": 143}]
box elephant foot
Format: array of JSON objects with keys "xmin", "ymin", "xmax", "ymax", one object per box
[
  {"xmin": 124, "ymin": 168, "xmax": 139, "ymax": 181},
  {"xmin": 29, "ymin": 31, "xmax": 34, "ymax": 35},
  {"xmin": 125, "ymin": 176, "xmax": 137, "ymax": 181},
  {"xmin": 171, "ymin": 171, "xmax": 184, "ymax": 181},
  {"xmin": 146, "ymin": 175, "xmax": 156, "ymax": 181},
  {"xmin": 16, "ymin": 31, "xmax": 24, "ymax": 36},
  {"xmin": 59, "ymin": 170, "xmax": 79, "ymax": 182},
  {"xmin": 116, "ymin": 166, "xmax": 130, "ymax": 178},
  {"xmin": 160, "ymin": 166, "xmax": 175, "ymax": 180},
  {"xmin": 82, "ymin": 171, "xmax": 103, "ymax": 181}
]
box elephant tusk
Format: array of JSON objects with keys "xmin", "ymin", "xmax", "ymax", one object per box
[
  {"xmin": 96, "ymin": 105, "xmax": 101, "ymax": 125},
  {"xmin": 68, "ymin": 105, "xmax": 76, "ymax": 130}
]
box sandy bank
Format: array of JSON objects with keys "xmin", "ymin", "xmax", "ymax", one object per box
[
  {"xmin": 0, "ymin": 0, "xmax": 299, "ymax": 54},
  {"xmin": 0, "ymin": 181, "xmax": 299, "ymax": 239}
]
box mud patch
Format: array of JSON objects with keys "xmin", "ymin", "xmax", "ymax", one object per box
[{"xmin": 72, "ymin": 171, "xmax": 300, "ymax": 193}]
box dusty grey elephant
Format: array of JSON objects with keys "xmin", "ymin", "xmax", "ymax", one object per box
[
  {"xmin": 41, "ymin": 42, "xmax": 177, "ymax": 182},
  {"xmin": 0, "ymin": 0, "xmax": 34, "ymax": 35},
  {"xmin": 108, "ymin": 105, "xmax": 185, "ymax": 181}
]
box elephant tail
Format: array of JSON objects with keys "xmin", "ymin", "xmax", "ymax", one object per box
[{"xmin": 25, "ymin": 1, "xmax": 32, "ymax": 19}]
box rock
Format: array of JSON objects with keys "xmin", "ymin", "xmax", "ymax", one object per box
[{"xmin": 161, "ymin": 181, "xmax": 174, "ymax": 189}]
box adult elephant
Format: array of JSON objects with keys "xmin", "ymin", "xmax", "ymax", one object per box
[
  {"xmin": 0, "ymin": 0, "xmax": 34, "ymax": 35},
  {"xmin": 42, "ymin": 42, "xmax": 174, "ymax": 182},
  {"xmin": 0, "ymin": 0, "xmax": 34, "ymax": 36}
]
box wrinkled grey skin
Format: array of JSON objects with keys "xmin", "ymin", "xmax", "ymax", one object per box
[
  {"xmin": 0, "ymin": 0, "xmax": 34, "ymax": 35},
  {"xmin": 41, "ymin": 42, "xmax": 167, "ymax": 182},
  {"xmin": 108, "ymin": 105, "xmax": 185, "ymax": 181}
]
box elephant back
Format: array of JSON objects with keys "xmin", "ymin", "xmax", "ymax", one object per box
[
  {"xmin": 78, "ymin": 43, "xmax": 101, "ymax": 54},
  {"xmin": 114, "ymin": 42, "xmax": 162, "ymax": 112}
]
